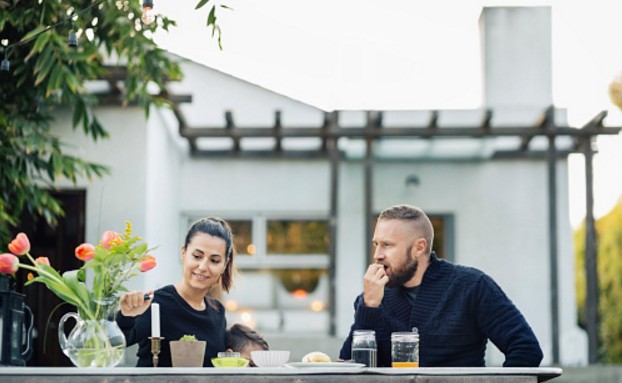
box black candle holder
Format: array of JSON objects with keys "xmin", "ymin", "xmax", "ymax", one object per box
[{"xmin": 149, "ymin": 336, "xmax": 164, "ymax": 367}]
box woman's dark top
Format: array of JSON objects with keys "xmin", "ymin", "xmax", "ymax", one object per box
[{"xmin": 117, "ymin": 284, "xmax": 226, "ymax": 367}]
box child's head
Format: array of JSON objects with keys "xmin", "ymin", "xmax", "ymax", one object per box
[{"xmin": 226, "ymin": 323, "xmax": 269, "ymax": 364}]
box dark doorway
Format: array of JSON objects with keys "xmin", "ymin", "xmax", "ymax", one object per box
[{"xmin": 14, "ymin": 190, "xmax": 86, "ymax": 366}]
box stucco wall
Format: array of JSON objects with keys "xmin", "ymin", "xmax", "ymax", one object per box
[
  {"xmin": 52, "ymin": 106, "xmax": 183, "ymax": 292},
  {"xmin": 52, "ymin": 107, "xmax": 148, "ymax": 252}
]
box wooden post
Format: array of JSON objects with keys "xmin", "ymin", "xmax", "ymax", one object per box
[
  {"xmin": 327, "ymin": 111, "xmax": 339, "ymax": 337},
  {"xmin": 545, "ymin": 106, "xmax": 560, "ymax": 365},
  {"xmin": 583, "ymin": 136, "xmax": 599, "ymax": 364}
]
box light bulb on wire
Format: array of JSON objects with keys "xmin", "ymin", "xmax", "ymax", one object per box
[
  {"xmin": 1, "ymin": 57, "xmax": 9, "ymax": 72},
  {"xmin": 1, "ymin": 49, "xmax": 9, "ymax": 72},
  {"xmin": 141, "ymin": 0, "xmax": 155, "ymax": 25},
  {"xmin": 68, "ymin": 20, "xmax": 78, "ymax": 48}
]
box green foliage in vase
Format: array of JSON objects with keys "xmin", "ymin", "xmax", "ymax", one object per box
[
  {"xmin": 0, "ymin": 0, "xmax": 229, "ymax": 243},
  {"xmin": 575, "ymin": 199, "xmax": 622, "ymax": 363}
]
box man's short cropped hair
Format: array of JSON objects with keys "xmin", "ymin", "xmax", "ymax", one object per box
[{"xmin": 378, "ymin": 204, "xmax": 434, "ymax": 254}]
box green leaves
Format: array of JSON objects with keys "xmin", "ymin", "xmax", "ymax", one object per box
[
  {"xmin": 21, "ymin": 26, "xmax": 50, "ymax": 46},
  {"xmin": 195, "ymin": 0, "xmax": 210, "ymax": 9},
  {"xmin": 575, "ymin": 200, "xmax": 622, "ymax": 362},
  {"xmin": 24, "ymin": 262, "xmax": 89, "ymax": 313},
  {"xmin": 62, "ymin": 269, "xmax": 92, "ymax": 307},
  {"xmin": 194, "ymin": 0, "xmax": 229, "ymax": 50},
  {"xmin": 0, "ymin": 0, "xmax": 185, "ymax": 243}
]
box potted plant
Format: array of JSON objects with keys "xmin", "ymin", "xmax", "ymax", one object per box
[{"xmin": 169, "ymin": 335, "xmax": 206, "ymax": 367}]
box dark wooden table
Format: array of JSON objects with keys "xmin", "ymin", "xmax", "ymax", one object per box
[{"xmin": 0, "ymin": 366, "xmax": 563, "ymax": 383}]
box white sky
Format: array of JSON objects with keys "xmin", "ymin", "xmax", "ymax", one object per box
[{"xmin": 153, "ymin": 0, "xmax": 622, "ymax": 228}]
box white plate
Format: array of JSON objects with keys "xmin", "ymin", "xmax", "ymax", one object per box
[{"xmin": 285, "ymin": 362, "xmax": 365, "ymax": 368}]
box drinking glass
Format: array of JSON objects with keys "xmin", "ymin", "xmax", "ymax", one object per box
[{"xmin": 391, "ymin": 330, "xmax": 419, "ymax": 368}]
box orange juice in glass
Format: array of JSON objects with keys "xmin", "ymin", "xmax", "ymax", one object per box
[
  {"xmin": 391, "ymin": 330, "xmax": 419, "ymax": 368},
  {"xmin": 392, "ymin": 361, "xmax": 419, "ymax": 368}
]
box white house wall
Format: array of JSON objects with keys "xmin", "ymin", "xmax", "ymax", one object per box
[
  {"xmin": 51, "ymin": 106, "xmax": 183, "ymax": 292},
  {"xmin": 51, "ymin": 107, "xmax": 148, "ymax": 253},
  {"xmin": 143, "ymin": 108, "xmax": 185, "ymax": 288},
  {"xmin": 179, "ymin": 159, "xmax": 329, "ymax": 213},
  {"xmin": 168, "ymin": 60, "xmax": 325, "ymax": 127}
]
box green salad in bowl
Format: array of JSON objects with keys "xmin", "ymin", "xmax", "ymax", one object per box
[{"xmin": 212, "ymin": 352, "xmax": 249, "ymax": 368}]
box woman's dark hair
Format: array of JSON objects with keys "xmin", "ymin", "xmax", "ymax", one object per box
[
  {"xmin": 184, "ymin": 217, "xmax": 236, "ymax": 293},
  {"xmin": 226, "ymin": 323, "xmax": 269, "ymax": 352}
]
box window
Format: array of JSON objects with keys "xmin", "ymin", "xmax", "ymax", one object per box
[
  {"xmin": 228, "ymin": 220, "xmax": 254, "ymax": 256},
  {"xmin": 224, "ymin": 269, "xmax": 329, "ymax": 334},
  {"xmin": 219, "ymin": 216, "xmax": 330, "ymax": 335},
  {"xmin": 267, "ymin": 220, "xmax": 329, "ymax": 254},
  {"xmin": 429, "ymin": 215, "xmax": 453, "ymax": 260}
]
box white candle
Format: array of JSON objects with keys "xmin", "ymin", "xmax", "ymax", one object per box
[{"xmin": 151, "ymin": 303, "xmax": 160, "ymax": 338}]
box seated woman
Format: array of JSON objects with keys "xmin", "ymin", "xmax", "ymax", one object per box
[
  {"xmin": 117, "ymin": 217, "xmax": 236, "ymax": 367},
  {"xmin": 226, "ymin": 323, "xmax": 269, "ymax": 366}
]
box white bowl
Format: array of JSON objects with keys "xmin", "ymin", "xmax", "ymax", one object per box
[{"xmin": 250, "ymin": 350, "xmax": 290, "ymax": 367}]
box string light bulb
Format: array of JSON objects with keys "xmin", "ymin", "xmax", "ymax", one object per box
[
  {"xmin": 68, "ymin": 21, "xmax": 78, "ymax": 48},
  {"xmin": 141, "ymin": 0, "xmax": 155, "ymax": 25},
  {"xmin": 1, "ymin": 50, "xmax": 9, "ymax": 72}
]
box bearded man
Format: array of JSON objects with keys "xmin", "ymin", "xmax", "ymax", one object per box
[{"xmin": 339, "ymin": 204, "xmax": 543, "ymax": 367}]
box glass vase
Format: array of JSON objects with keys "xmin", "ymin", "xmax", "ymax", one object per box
[{"xmin": 58, "ymin": 299, "xmax": 126, "ymax": 367}]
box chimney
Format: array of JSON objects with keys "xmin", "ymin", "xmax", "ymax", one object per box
[{"xmin": 480, "ymin": 7, "xmax": 552, "ymax": 108}]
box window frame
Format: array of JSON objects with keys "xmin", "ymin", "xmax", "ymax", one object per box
[{"xmin": 186, "ymin": 213, "xmax": 330, "ymax": 270}]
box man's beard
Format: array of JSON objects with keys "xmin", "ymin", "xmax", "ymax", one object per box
[{"xmin": 385, "ymin": 245, "xmax": 418, "ymax": 288}]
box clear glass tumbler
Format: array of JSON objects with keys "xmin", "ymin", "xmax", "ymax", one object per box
[
  {"xmin": 391, "ymin": 330, "xmax": 419, "ymax": 368},
  {"xmin": 351, "ymin": 329, "xmax": 377, "ymax": 367}
]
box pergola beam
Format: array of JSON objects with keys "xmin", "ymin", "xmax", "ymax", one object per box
[{"xmin": 179, "ymin": 126, "xmax": 620, "ymax": 139}]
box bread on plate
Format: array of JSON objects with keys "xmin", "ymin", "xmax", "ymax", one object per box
[{"xmin": 301, "ymin": 351, "xmax": 331, "ymax": 363}]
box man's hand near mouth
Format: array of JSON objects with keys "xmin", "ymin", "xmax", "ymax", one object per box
[{"xmin": 363, "ymin": 263, "xmax": 389, "ymax": 307}]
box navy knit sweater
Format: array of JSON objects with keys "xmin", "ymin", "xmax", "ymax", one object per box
[
  {"xmin": 116, "ymin": 285, "xmax": 226, "ymax": 367},
  {"xmin": 339, "ymin": 254, "xmax": 543, "ymax": 367}
]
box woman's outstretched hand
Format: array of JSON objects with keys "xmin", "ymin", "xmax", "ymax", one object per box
[{"xmin": 120, "ymin": 290, "xmax": 153, "ymax": 317}]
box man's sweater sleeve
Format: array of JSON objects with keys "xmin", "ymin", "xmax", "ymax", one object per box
[
  {"xmin": 339, "ymin": 294, "xmax": 399, "ymax": 367},
  {"xmin": 339, "ymin": 295, "xmax": 385, "ymax": 360},
  {"xmin": 474, "ymin": 275, "xmax": 543, "ymax": 367}
]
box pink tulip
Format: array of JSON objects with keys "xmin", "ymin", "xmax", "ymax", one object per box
[
  {"xmin": 0, "ymin": 253, "xmax": 19, "ymax": 274},
  {"xmin": 140, "ymin": 255, "xmax": 157, "ymax": 272},
  {"xmin": 34, "ymin": 256, "xmax": 50, "ymax": 266},
  {"xmin": 75, "ymin": 243, "xmax": 96, "ymax": 261},
  {"xmin": 8, "ymin": 232, "xmax": 30, "ymax": 255},
  {"xmin": 100, "ymin": 231, "xmax": 121, "ymax": 249}
]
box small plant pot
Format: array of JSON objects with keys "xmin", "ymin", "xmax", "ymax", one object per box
[{"xmin": 169, "ymin": 340, "xmax": 206, "ymax": 367}]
